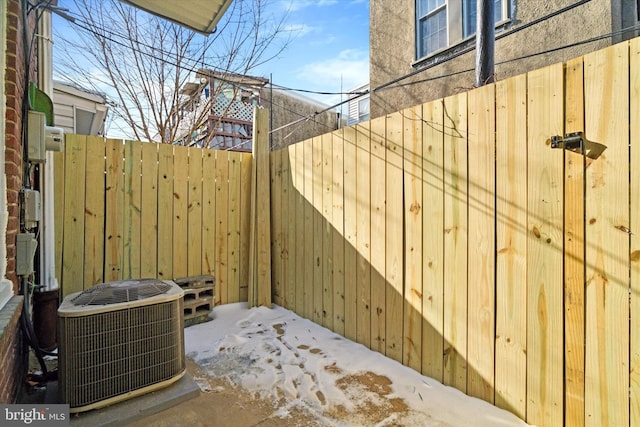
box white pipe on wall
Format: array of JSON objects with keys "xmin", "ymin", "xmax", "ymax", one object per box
[{"xmin": 38, "ymin": 10, "xmax": 58, "ymax": 292}]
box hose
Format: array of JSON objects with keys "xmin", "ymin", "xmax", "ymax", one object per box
[{"xmin": 19, "ymin": 276, "xmax": 57, "ymax": 382}]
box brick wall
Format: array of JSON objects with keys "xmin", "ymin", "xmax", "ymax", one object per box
[
  {"xmin": 1, "ymin": 0, "xmax": 37, "ymax": 403},
  {"xmin": 5, "ymin": 0, "xmax": 32, "ymax": 290},
  {"xmin": 0, "ymin": 297, "xmax": 25, "ymax": 403}
]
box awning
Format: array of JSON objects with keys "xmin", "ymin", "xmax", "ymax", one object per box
[{"xmin": 120, "ymin": 0, "xmax": 234, "ymax": 35}]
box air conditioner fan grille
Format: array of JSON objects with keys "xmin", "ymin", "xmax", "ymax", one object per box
[{"xmin": 71, "ymin": 279, "xmax": 173, "ymax": 305}]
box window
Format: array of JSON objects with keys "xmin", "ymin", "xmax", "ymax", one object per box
[
  {"xmin": 463, "ymin": 0, "xmax": 503, "ymax": 38},
  {"xmin": 75, "ymin": 108, "xmax": 96, "ymax": 135},
  {"xmin": 417, "ymin": 0, "xmax": 447, "ymax": 58},
  {"xmin": 416, "ymin": 0, "xmax": 507, "ymax": 59},
  {"xmin": 358, "ymin": 97, "xmax": 370, "ymax": 123}
]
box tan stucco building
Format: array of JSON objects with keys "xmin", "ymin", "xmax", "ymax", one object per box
[{"xmin": 370, "ymin": 0, "xmax": 639, "ymax": 118}]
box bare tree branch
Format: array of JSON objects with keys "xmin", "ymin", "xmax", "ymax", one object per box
[{"xmin": 53, "ymin": 0, "xmax": 291, "ymax": 143}]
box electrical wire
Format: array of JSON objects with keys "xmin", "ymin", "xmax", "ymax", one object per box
[
  {"xmin": 52, "ymin": 5, "xmax": 348, "ymax": 143},
  {"xmin": 18, "ymin": 0, "xmax": 60, "ymax": 382},
  {"xmin": 273, "ymin": 21, "xmax": 640, "ymax": 134},
  {"xmin": 53, "ymin": 8, "xmax": 239, "ymax": 85},
  {"xmin": 51, "ymin": 0, "xmax": 640, "ymax": 136},
  {"xmin": 52, "ymin": 5, "xmax": 367, "ymax": 97}
]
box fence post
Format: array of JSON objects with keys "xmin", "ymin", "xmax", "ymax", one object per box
[{"xmin": 248, "ymin": 107, "xmax": 272, "ymax": 307}]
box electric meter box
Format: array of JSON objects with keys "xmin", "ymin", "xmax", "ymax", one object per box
[
  {"xmin": 16, "ymin": 233, "xmax": 37, "ymax": 276},
  {"xmin": 23, "ymin": 189, "xmax": 40, "ymax": 230},
  {"xmin": 45, "ymin": 126, "xmax": 64, "ymax": 152},
  {"xmin": 27, "ymin": 111, "xmax": 64, "ymax": 163}
]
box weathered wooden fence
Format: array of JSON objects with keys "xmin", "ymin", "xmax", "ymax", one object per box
[
  {"xmin": 54, "ymin": 136, "xmax": 253, "ymax": 305},
  {"xmin": 270, "ymin": 39, "xmax": 640, "ymax": 427}
]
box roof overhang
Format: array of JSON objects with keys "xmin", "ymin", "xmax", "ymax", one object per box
[{"xmin": 120, "ymin": 0, "xmax": 234, "ymax": 35}]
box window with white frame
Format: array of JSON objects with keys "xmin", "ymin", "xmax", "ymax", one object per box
[
  {"xmin": 417, "ymin": 0, "xmax": 447, "ymax": 59},
  {"xmin": 358, "ymin": 97, "xmax": 370, "ymax": 123},
  {"xmin": 416, "ymin": 0, "xmax": 507, "ymax": 59}
]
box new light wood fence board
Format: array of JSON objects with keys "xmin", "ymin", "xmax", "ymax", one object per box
[
  {"xmin": 53, "ymin": 150, "xmax": 65, "ymax": 286},
  {"xmin": 385, "ymin": 111, "xmax": 404, "ymax": 362},
  {"xmin": 356, "ymin": 123, "xmax": 372, "ymax": 348},
  {"xmin": 61, "ymin": 135, "xmax": 87, "ymax": 296},
  {"xmin": 284, "ymin": 148, "xmax": 296, "ymax": 309},
  {"xmin": 526, "ymin": 63, "xmax": 564, "ymax": 427},
  {"xmin": 631, "ymin": 36, "xmax": 640, "ymax": 427},
  {"xmin": 466, "ymin": 84, "xmax": 496, "ymax": 403},
  {"xmin": 239, "ymin": 151, "xmax": 252, "ymax": 302},
  {"xmin": 563, "ymin": 57, "xmax": 586, "ymax": 427},
  {"xmin": 402, "ymin": 105, "xmax": 423, "ymax": 371},
  {"xmin": 495, "ymin": 74, "xmax": 528, "ymax": 419},
  {"xmin": 202, "ymin": 149, "xmax": 216, "ymax": 279},
  {"xmin": 215, "ymin": 150, "xmax": 229, "ymax": 305},
  {"xmin": 276, "ymin": 147, "xmax": 288, "ymax": 306},
  {"xmin": 105, "ymin": 138, "xmax": 124, "ymax": 282},
  {"xmin": 421, "ymin": 99, "xmax": 445, "ymax": 382},
  {"xmin": 312, "ymin": 136, "xmax": 323, "ymax": 323},
  {"xmin": 332, "ymin": 130, "xmax": 346, "ymax": 335},
  {"xmin": 172, "ymin": 147, "xmax": 189, "ymax": 279},
  {"xmin": 343, "ymin": 126, "xmax": 358, "ymax": 341},
  {"xmin": 442, "ymin": 93, "xmax": 468, "ymax": 392},
  {"xmin": 255, "ymin": 110, "xmax": 272, "ymax": 308},
  {"xmin": 293, "ymin": 142, "xmax": 306, "ymax": 316},
  {"xmin": 271, "ymin": 147, "xmax": 284, "ymax": 306},
  {"xmin": 322, "ymin": 132, "xmax": 334, "ymax": 329},
  {"xmin": 140, "ymin": 143, "xmax": 158, "ymax": 278},
  {"xmin": 303, "ymin": 136, "xmax": 315, "ymax": 320},
  {"xmin": 123, "ymin": 140, "xmax": 142, "ymax": 279},
  {"xmin": 83, "ymin": 137, "xmax": 105, "ymax": 288},
  {"xmin": 187, "ymin": 148, "xmax": 203, "ymax": 277},
  {"xmin": 370, "ymin": 116, "xmax": 387, "ymax": 354},
  {"xmin": 248, "ymin": 147, "xmax": 257, "ymax": 307},
  {"xmin": 157, "ymin": 143, "xmax": 174, "ymax": 280},
  {"xmin": 227, "ymin": 152, "xmax": 241, "ymax": 303},
  {"xmin": 584, "ymin": 42, "xmax": 630, "ymax": 427}
]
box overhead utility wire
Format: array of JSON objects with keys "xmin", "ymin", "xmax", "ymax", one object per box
[
  {"xmin": 54, "ymin": 9, "xmax": 354, "ymax": 137},
  {"xmin": 53, "ymin": 8, "xmax": 362, "ymax": 97},
  {"xmin": 395, "ymin": 22, "xmax": 640, "ymax": 89},
  {"xmin": 53, "ymin": 9, "xmax": 224, "ymax": 75},
  {"xmin": 53, "ymin": 0, "xmax": 597, "ymax": 103},
  {"xmin": 373, "ymin": 0, "xmax": 594, "ymax": 94},
  {"xmin": 55, "ymin": 0, "xmax": 628, "ymax": 135},
  {"xmin": 273, "ymin": 21, "xmax": 640, "ymax": 134}
]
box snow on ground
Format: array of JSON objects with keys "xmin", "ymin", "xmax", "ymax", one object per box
[{"xmin": 185, "ymin": 303, "xmax": 532, "ymax": 427}]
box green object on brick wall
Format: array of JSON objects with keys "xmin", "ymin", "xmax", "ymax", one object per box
[{"xmin": 29, "ymin": 82, "xmax": 53, "ymax": 126}]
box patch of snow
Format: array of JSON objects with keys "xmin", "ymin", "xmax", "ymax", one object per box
[{"xmin": 185, "ymin": 303, "xmax": 532, "ymax": 427}]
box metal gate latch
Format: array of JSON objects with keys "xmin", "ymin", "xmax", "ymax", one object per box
[{"xmin": 549, "ymin": 131, "xmax": 606, "ymax": 160}]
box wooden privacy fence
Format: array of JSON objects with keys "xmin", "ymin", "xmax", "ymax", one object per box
[
  {"xmin": 53, "ymin": 135, "xmax": 253, "ymax": 305},
  {"xmin": 269, "ymin": 39, "xmax": 640, "ymax": 427}
]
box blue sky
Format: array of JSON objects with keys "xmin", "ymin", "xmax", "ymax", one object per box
[
  {"xmin": 51, "ymin": 0, "xmax": 369, "ymax": 136},
  {"xmin": 52, "ymin": 0, "xmax": 369, "ymax": 105},
  {"xmin": 262, "ymin": 0, "xmax": 370, "ymax": 105}
]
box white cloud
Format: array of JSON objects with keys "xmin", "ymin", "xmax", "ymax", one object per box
[
  {"xmin": 283, "ymin": 23, "xmax": 316, "ymax": 37},
  {"xmin": 296, "ymin": 48, "xmax": 369, "ymax": 92},
  {"xmin": 279, "ymin": 0, "xmax": 338, "ymax": 12}
]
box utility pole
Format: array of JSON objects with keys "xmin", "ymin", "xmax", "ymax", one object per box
[{"xmin": 475, "ymin": 0, "xmax": 495, "ymax": 86}]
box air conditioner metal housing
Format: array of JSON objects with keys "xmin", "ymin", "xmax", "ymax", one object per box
[{"xmin": 58, "ymin": 279, "xmax": 185, "ymax": 413}]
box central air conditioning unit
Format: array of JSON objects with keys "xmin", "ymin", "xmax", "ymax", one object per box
[{"xmin": 58, "ymin": 279, "xmax": 185, "ymax": 413}]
